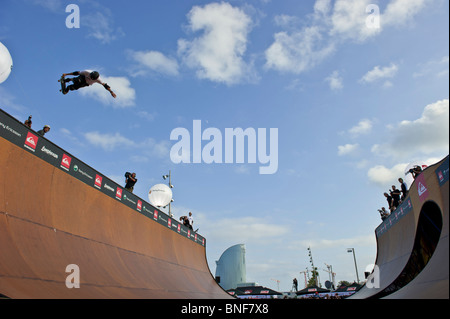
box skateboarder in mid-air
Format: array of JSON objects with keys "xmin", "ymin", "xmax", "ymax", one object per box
[{"xmin": 59, "ymin": 70, "xmax": 116, "ymax": 98}]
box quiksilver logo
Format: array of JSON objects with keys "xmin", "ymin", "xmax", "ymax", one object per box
[
  {"xmin": 94, "ymin": 174, "xmax": 102, "ymax": 189},
  {"xmin": 61, "ymin": 154, "xmax": 71, "ymax": 171},
  {"xmin": 116, "ymin": 188, "xmax": 122, "ymax": 200},
  {"xmin": 418, "ymin": 182, "xmax": 427, "ymax": 196},
  {"xmin": 27, "ymin": 136, "xmax": 36, "ymax": 146},
  {"xmin": 24, "ymin": 132, "xmax": 38, "ymax": 151}
]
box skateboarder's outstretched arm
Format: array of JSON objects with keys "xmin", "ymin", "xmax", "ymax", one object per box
[
  {"xmin": 102, "ymin": 83, "xmax": 117, "ymax": 98},
  {"xmin": 62, "ymin": 71, "xmax": 80, "ymax": 77}
]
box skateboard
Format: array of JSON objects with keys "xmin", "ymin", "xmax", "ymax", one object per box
[{"xmin": 58, "ymin": 75, "xmax": 67, "ymax": 94}]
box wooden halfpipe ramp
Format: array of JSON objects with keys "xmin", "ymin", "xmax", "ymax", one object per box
[
  {"xmin": 0, "ymin": 109, "xmax": 231, "ymax": 299},
  {"xmin": 351, "ymin": 156, "xmax": 449, "ymax": 299}
]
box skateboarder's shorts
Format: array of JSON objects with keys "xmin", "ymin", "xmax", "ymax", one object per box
[{"xmin": 70, "ymin": 75, "xmax": 89, "ymax": 90}]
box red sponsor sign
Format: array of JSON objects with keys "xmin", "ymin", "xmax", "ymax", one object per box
[
  {"xmin": 438, "ymin": 171, "xmax": 444, "ymax": 182},
  {"xmin": 95, "ymin": 174, "xmax": 102, "ymax": 189},
  {"xmin": 115, "ymin": 187, "xmax": 122, "ymax": 200},
  {"xmin": 416, "ymin": 173, "xmax": 429, "ymax": 202},
  {"xmin": 61, "ymin": 154, "xmax": 72, "ymax": 171},
  {"xmin": 153, "ymin": 210, "xmax": 158, "ymax": 220},
  {"xmin": 137, "ymin": 200, "xmax": 142, "ymax": 211},
  {"xmin": 168, "ymin": 218, "xmax": 172, "ymax": 228},
  {"xmin": 24, "ymin": 132, "xmax": 38, "ymax": 151}
]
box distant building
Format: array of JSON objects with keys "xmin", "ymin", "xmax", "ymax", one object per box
[{"xmin": 215, "ymin": 244, "xmax": 246, "ymax": 291}]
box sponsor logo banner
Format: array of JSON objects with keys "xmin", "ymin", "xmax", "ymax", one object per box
[
  {"xmin": 61, "ymin": 154, "xmax": 72, "ymax": 171},
  {"xmin": 0, "ymin": 109, "xmax": 205, "ymax": 246},
  {"xmin": 415, "ymin": 173, "xmax": 429, "ymax": 202},
  {"xmin": 24, "ymin": 132, "xmax": 38, "ymax": 152},
  {"xmin": 436, "ymin": 157, "xmax": 449, "ymax": 187}
]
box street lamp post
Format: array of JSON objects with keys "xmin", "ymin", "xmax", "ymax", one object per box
[
  {"xmin": 347, "ymin": 248, "xmax": 360, "ymax": 284},
  {"xmin": 162, "ymin": 170, "xmax": 174, "ymax": 216},
  {"xmin": 324, "ymin": 263, "xmax": 335, "ymax": 290}
]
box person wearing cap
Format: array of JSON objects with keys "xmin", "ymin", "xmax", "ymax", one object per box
[
  {"xmin": 37, "ymin": 125, "xmax": 50, "ymax": 136},
  {"xmin": 60, "ymin": 70, "xmax": 116, "ymax": 98}
]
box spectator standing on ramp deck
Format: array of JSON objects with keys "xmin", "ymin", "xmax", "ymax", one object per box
[{"xmin": 124, "ymin": 172, "xmax": 137, "ymax": 193}]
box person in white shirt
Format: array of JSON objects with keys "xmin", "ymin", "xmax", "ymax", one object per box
[
  {"xmin": 61, "ymin": 70, "xmax": 116, "ymax": 98},
  {"xmin": 188, "ymin": 212, "xmax": 194, "ymax": 230}
]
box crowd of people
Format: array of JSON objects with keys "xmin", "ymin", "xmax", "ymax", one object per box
[
  {"xmin": 296, "ymin": 293, "xmax": 344, "ymax": 299},
  {"xmin": 378, "ymin": 165, "xmax": 424, "ymax": 221}
]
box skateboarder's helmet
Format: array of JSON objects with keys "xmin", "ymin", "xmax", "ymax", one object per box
[{"xmin": 90, "ymin": 71, "xmax": 100, "ymax": 80}]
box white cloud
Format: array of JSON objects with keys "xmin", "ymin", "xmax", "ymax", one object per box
[
  {"xmin": 273, "ymin": 14, "xmax": 300, "ymax": 28},
  {"xmin": 360, "ymin": 63, "xmax": 399, "ymax": 84},
  {"xmin": 330, "ymin": 0, "xmax": 381, "ymax": 42},
  {"xmin": 84, "ymin": 131, "xmax": 170, "ymax": 158},
  {"xmin": 349, "ymin": 119, "xmax": 373, "ymax": 136},
  {"xmin": 367, "ymin": 156, "xmax": 444, "ymax": 187},
  {"xmin": 330, "ymin": 0, "xmax": 428, "ymax": 41},
  {"xmin": 29, "ymin": 0, "xmax": 124, "ymax": 44},
  {"xmin": 413, "ymin": 55, "xmax": 449, "ymax": 78},
  {"xmin": 371, "ymin": 99, "xmax": 449, "ymax": 159},
  {"xmin": 338, "ymin": 143, "xmax": 359, "ymax": 156},
  {"xmin": 84, "ymin": 132, "xmax": 136, "ymax": 151},
  {"xmin": 79, "ymin": 75, "xmax": 136, "ymax": 108},
  {"xmin": 0, "ymin": 87, "xmax": 27, "ymax": 114},
  {"xmin": 178, "ymin": 2, "xmax": 255, "ymax": 85},
  {"xmin": 314, "ymin": 0, "xmax": 332, "ymax": 17},
  {"xmin": 130, "ymin": 50, "xmax": 179, "ymax": 77},
  {"xmin": 82, "ymin": 9, "xmax": 125, "ymax": 44},
  {"xmin": 382, "ymin": 0, "xmax": 428, "ymax": 27},
  {"xmin": 30, "ymin": 0, "xmax": 63, "ymax": 12},
  {"xmin": 264, "ymin": 26, "xmax": 335, "ymax": 74},
  {"xmin": 136, "ymin": 110, "xmax": 156, "ymax": 122},
  {"xmin": 141, "ymin": 137, "xmax": 171, "ymax": 159},
  {"xmin": 367, "ymin": 163, "xmax": 408, "ymax": 186},
  {"xmin": 265, "ymin": 0, "xmax": 429, "ymax": 75},
  {"xmin": 325, "ymin": 70, "xmax": 343, "ymax": 91}
]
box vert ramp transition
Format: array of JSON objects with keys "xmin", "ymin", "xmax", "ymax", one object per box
[
  {"xmin": 351, "ymin": 156, "xmax": 449, "ymax": 299},
  {"xmin": 0, "ymin": 109, "xmax": 232, "ymax": 299}
]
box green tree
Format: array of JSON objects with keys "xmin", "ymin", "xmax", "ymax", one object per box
[{"xmin": 307, "ymin": 267, "xmax": 320, "ymax": 287}]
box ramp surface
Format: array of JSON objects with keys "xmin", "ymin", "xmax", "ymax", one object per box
[
  {"xmin": 0, "ymin": 109, "xmax": 231, "ymax": 299},
  {"xmin": 351, "ymin": 156, "xmax": 449, "ymax": 299}
]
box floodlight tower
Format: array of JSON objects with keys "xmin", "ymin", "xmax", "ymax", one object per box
[
  {"xmin": 307, "ymin": 247, "xmax": 319, "ymax": 286},
  {"xmin": 162, "ymin": 170, "xmax": 174, "ymax": 216}
]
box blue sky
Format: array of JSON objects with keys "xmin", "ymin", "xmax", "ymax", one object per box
[{"xmin": 0, "ymin": 0, "xmax": 449, "ymax": 292}]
